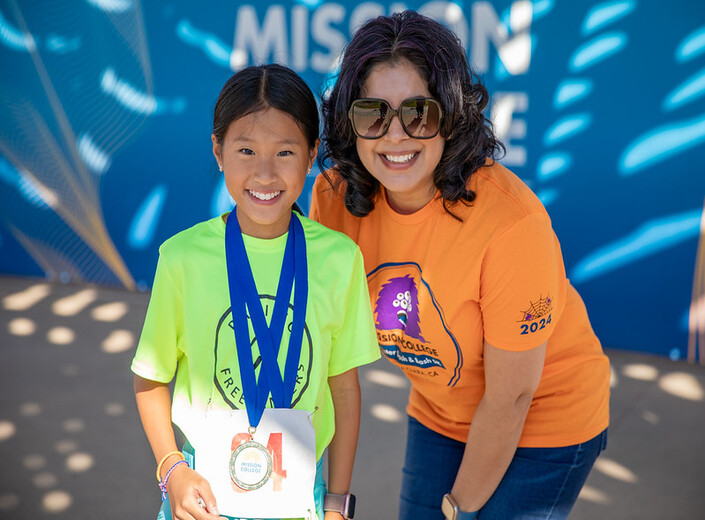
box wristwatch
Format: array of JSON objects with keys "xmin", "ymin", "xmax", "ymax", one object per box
[
  {"xmin": 441, "ymin": 493, "xmax": 479, "ymax": 520},
  {"xmin": 323, "ymin": 492, "xmax": 356, "ymax": 519}
]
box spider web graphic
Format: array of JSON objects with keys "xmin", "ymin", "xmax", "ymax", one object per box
[
  {"xmin": 0, "ymin": 0, "xmax": 156, "ymax": 288},
  {"xmin": 519, "ymin": 295, "xmax": 553, "ymax": 322}
]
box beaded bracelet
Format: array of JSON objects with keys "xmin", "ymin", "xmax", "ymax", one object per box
[
  {"xmin": 158, "ymin": 459, "xmax": 189, "ymax": 500},
  {"xmin": 156, "ymin": 451, "xmax": 185, "ymax": 482}
]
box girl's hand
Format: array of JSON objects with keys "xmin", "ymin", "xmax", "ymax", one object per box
[
  {"xmin": 324, "ymin": 511, "xmax": 346, "ymax": 520},
  {"xmin": 166, "ymin": 464, "xmax": 221, "ymax": 520}
]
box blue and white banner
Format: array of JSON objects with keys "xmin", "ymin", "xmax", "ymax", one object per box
[{"xmin": 0, "ymin": 0, "xmax": 703, "ymax": 359}]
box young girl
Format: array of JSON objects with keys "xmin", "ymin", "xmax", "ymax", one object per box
[{"xmin": 132, "ymin": 64, "xmax": 379, "ymax": 520}]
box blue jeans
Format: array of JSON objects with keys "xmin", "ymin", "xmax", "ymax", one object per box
[{"xmin": 399, "ymin": 416, "xmax": 607, "ymax": 520}]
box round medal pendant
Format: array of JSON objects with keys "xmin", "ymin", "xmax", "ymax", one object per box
[{"xmin": 229, "ymin": 440, "xmax": 273, "ymax": 491}]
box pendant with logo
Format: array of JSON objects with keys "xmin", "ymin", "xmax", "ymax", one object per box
[{"xmin": 229, "ymin": 436, "xmax": 273, "ymax": 491}]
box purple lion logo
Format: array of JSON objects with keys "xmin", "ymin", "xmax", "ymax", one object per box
[{"xmin": 374, "ymin": 275, "xmax": 425, "ymax": 342}]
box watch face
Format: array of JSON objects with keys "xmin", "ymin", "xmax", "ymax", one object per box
[
  {"xmin": 347, "ymin": 494, "xmax": 356, "ymax": 518},
  {"xmin": 441, "ymin": 494, "xmax": 457, "ymax": 520},
  {"xmin": 441, "ymin": 495, "xmax": 457, "ymax": 520}
]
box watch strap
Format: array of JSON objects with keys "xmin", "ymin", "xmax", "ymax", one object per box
[{"xmin": 323, "ymin": 493, "xmax": 356, "ymax": 519}]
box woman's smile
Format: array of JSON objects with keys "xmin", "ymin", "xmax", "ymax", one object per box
[{"xmin": 379, "ymin": 151, "xmax": 420, "ymax": 166}]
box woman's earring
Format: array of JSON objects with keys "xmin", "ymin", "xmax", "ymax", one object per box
[{"xmin": 218, "ymin": 164, "xmax": 223, "ymax": 172}]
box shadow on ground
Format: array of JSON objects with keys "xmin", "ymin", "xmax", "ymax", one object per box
[{"xmin": 1, "ymin": 277, "xmax": 704, "ymax": 519}]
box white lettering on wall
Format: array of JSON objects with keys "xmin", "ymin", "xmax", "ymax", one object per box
[
  {"xmin": 419, "ymin": 1, "xmax": 469, "ymax": 50},
  {"xmin": 227, "ymin": 2, "xmax": 532, "ymax": 164},
  {"xmin": 231, "ymin": 5, "xmax": 288, "ymax": 68},
  {"xmin": 492, "ymin": 92, "xmax": 528, "ymax": 167},
  {"xmin": 472, "ymin": 1, "xmax": 532, "ymax": 75},
  {"xmin": 292, "ymin": 5, "xmax": 309, "ymax": 71},
  {"xmin": 349, "ymin": 2, "xmax": 385, "ymax": 34},
  {"xmin": 311, "ymin": 3, "xmax": 346, "ymax": 73},
  {"xmin": 230, "ymin": 2, "xmax": 533, "ymax": 75}
]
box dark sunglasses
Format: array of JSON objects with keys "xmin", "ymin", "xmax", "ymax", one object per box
[{"xmin": 348, "ymin": 97, "xmax": 443, "ymax": 139}]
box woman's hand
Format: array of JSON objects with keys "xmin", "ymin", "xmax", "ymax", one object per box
[
  {"xmin": 166, "ymin": 464, "xmax": 221, "ymax": 520},
  {"xmin": 324, "ymin": 511, "xmax": 346, "ymax": 520}
]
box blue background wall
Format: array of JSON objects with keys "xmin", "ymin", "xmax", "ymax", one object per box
[{"xmin": 1, "ymin": 0, "xmax": 704, "ymax": 359}]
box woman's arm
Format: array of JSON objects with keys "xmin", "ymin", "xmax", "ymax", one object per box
[
  {"xmin": 325, "ymin": 367, "xmax": 362, "ymax": 520},
  {"xmin": 449, "ymin": 340, "xmax": 546, "ymax": 512},
  {"xmin": 133, "ymin": 375, "xmax": 221, "ymax": 520}
]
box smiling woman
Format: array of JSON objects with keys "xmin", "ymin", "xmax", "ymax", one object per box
[{"xmin": 310, "ymin": 10, "xmax": 611, "ymax": 520}]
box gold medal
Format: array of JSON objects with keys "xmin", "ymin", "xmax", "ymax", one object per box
[{"xmin": 229, "ymin": 439, "xmax": 273, "ymax": 491}]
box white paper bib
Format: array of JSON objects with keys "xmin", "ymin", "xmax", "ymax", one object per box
[{"xmin": 189, "ymin": 408, "xmax": 317, "ymax": 519}]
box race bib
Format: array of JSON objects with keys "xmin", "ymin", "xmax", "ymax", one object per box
[{"xmin": 190, "ymin": 408, "xmax": 317, "ymax": 519}]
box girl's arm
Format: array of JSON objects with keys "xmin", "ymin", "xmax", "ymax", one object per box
[
  {"xmin": 325, "ymin": 367, "xmax": 362, "ymax": 520},
  {"xmin": 449, "ymin": 340, "xmax": 546, "ymax": 512},
  {"xmin": 133, "ymin": 375, "xmax": 222, "ymax": 520}
]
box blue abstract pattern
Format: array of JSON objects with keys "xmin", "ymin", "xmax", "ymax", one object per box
[
  {"xmin": 127, "ymin": 184, "xmax": 167, "ymax": 250},
  {"xmin": 0, "ymin": 0, "xmax": 703, "ymax": 359}
]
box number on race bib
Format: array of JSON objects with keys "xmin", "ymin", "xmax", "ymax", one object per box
[{"xmin": 267, "ymin": 432, "xmax": 287, "ymax": 492}]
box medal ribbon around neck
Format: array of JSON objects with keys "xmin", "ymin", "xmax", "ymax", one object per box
[{"xmin": 224, "ymin": 211, "xmax": 308, "ymax": 429}]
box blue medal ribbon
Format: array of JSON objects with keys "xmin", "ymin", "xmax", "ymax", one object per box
[{"xmin": 224, "ymin": 211, "xmax": 308, "ymax": 428}]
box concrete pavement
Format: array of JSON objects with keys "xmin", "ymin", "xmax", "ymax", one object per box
[{"xmin": 1, "ymin": 276, "xmax": 703, "ymax": 519}]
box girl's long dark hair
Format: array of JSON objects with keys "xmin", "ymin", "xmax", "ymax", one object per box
[
  {"xmin": 319, "ymin": 10, "xmax": 503, "ymax": 218},
  {"xmin": 213, "ymin": 64, "xmax": 319, "ymax": 150}
]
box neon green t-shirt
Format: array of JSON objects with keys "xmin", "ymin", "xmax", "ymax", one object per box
[{"xmin": 131, "ymin": 213, "xmax": 380, "ymax": 460}]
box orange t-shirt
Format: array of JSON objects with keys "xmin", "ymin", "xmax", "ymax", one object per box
[{"xmin": 310, "ymin": 161, "xmax": 610, "ymax": 447}]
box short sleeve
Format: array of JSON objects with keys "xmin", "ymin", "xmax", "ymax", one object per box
[
  {"xmin": 308, "ymin": 173, "xmax": 355, "ymax": 238},
  {"xmin": 308, "ymin": 175, "xmax": 323, "ymax": 222},
  {"xmin": 480, "ymin": 213, "xmax": 565, "ymax": 350},
  {"xmin": 328, "ymin": 247, "xmax": 380, "ymax": 376},
  {"xmin": 130, "ymin": 247, "xmax": 184, "ymax": 383}
]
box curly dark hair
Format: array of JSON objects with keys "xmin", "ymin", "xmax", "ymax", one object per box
[{"xmin": 318, "ymin": 10, "xmax": 504, "ymax": 218}]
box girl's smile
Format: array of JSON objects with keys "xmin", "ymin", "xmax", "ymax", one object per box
[{"xmin": 247, "ymin": 190, "xmax": 282, "ymax": 201}]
